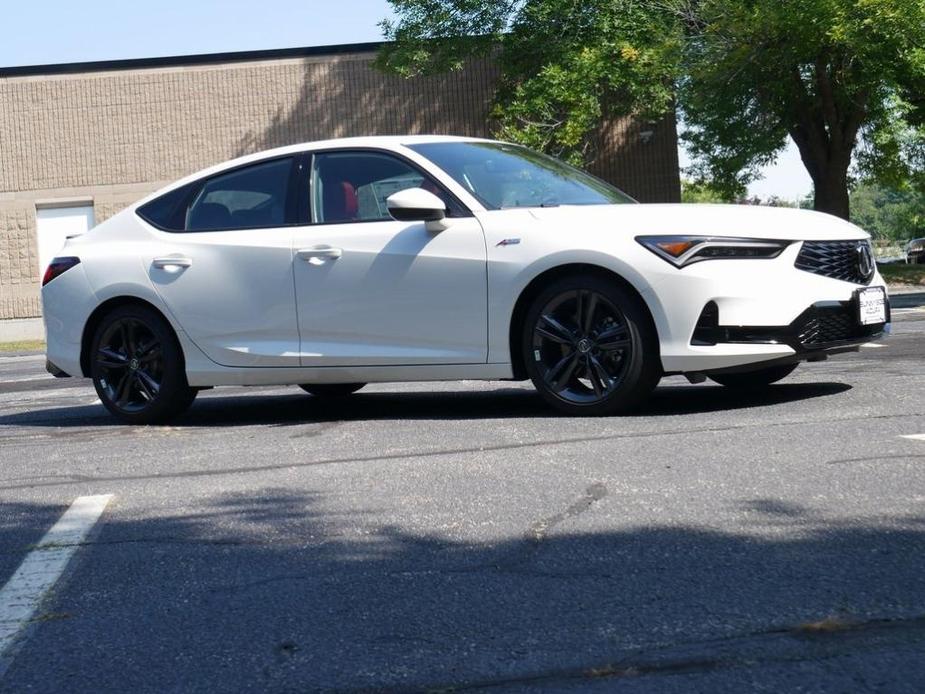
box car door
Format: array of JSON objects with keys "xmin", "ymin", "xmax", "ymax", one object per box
[
  {"xmin": 292, "ymin": 149, "xmax": 488, "ymax": 366},
  {"xmin": 143, "ymin": 155, "xmax": 303, "ymax": 368}
]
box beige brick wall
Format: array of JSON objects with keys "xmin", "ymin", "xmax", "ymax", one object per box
[
  {"xmin": 0, "ymin": 49, "xmax": 680, "ymax": 320},
  {"xmin": 0, "ymin": 206, "xmax": 41, "ymax": 318},
  {"xmin": 0, "ymin": 53, "xmax": 502, "ymax": 195}
]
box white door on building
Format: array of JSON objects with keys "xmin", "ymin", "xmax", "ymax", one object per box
[{"xmin": 35, "ymin": 205, "xmax": 95, "ymax": 280}]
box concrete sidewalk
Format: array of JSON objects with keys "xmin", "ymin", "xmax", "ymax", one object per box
[{"xmin": 0, "ymin": 318, "xmax": 43, "ymax": 343}]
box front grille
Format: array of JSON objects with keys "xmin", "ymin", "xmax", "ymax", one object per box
[
  {"xmin": 795, "ymin": 240, "xmax": 872, "ymax": 284},
  {"xmin": 796, "ymin": 307, "xmax": 860, "ymax": 347}
]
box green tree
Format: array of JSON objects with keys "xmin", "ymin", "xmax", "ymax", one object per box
[
  {"xmin": 379, "ymin": 1, "xmax": 682, "ymax": 165},
  {"xmin": 849, "ymin": 183, "xmax": 925, "ymax": 241},
  {"xmin": 680, "ymin": 178, "xmax": 732, "ymax": 204},
  {"xmin": 681, "ymin": 0, "xmax": 925, "ymax": 220},
  {"xmin": 378, "ymin": 0, "xmax": 925, "ymax": 219}
]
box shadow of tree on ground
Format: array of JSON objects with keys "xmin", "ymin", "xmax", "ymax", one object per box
[{"xmin": 0, "ymin": 487, "xmax": 923, "ymax": 692}]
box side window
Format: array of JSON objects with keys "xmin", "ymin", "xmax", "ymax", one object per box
[
  {"xmin": 185, "ymin": 158, "xmax": 294, "ymax": 232},
  {"xmin": 310, "ymin": 151, "xmax": 457, "ymax": 224},
  {"xmin": 136, "ymin": 182, "xmax": 196, "ymax": 232}
]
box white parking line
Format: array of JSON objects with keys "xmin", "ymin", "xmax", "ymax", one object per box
[
  {"xmin": 860, "ymin": 343, "xmax": 887, "ymax": 348},
  {"xmin": 0, "ymin": 495, "xmax": 113, "ymax": 657},
  {"xmin": 0, "ymin": 375, "xmax": 55, "ymax": 384},
  {"xmin": 900, "ymin": 434, "xmax": 925, "ymax": 442}
]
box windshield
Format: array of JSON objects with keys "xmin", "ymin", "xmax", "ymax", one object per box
[{"xmin": 407, "ymin": 141, "xmax": 635, "ymax": 210}]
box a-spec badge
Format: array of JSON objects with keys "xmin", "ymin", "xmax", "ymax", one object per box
[{"xmin": 496, "ymin": 238, "xmax": 521, "ymax": 247}]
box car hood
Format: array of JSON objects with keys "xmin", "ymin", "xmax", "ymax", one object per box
[{"xmin": 525, "ymin": 203, "xmax": 869, "ymax": 242}]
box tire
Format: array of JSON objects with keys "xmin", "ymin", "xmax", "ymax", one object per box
[
  {"xmin": 299, "ymin": 383, "xmax": 366, "ymax": 398},
  {"xmin": 521, "ymin": 274, "xmax": 661, "ymax": 416},
  {"xmin": 709, "ymin": 363, "xmax": 798, "ymax": 389},
  {"xmin": 90, "ymin": 304, "xmax": 196, "ymax": 424}
]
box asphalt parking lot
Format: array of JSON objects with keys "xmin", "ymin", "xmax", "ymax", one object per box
[{"xmin": 0, "ymin": 298, "xmax": 924, "ymax": 693}]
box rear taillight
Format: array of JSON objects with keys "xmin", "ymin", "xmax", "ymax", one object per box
[{"xmin": 42, "ymin": 257, "xmax": 80, "ymax": 287}]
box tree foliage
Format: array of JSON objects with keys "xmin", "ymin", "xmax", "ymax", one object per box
[
  {"xmin": 379, "ymin": 1, "xmax": 681, "ymax": 165},
  {"xmin": 680, "ymin": 0, "xmax": 925, "ymax": 219},
  {"xmin": 849, "ymin": 183, "xmax": 925, "ymax": 242},
  {"xmin": 680, "ymin": 178, "xmax": 733, "ymax": 204},
  {"xmin": 378, "ymin": 0, "xmax": 925, "ymax": 218}
]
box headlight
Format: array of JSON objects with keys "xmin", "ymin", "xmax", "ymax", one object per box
[{"xmin": 636, "ymin": 236, "xmax": 791, "ymax": 268}]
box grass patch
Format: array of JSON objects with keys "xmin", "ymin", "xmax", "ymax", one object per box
[
  {"xmin": 879, "ymin": 263, "xmax": 925, "ymax": 287},
  {"xmin": 0, "ymin": 339, "xmax": 45, "ymax": 353}
]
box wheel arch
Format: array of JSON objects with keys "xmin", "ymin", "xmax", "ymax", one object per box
[
  {"xmin": 80, "ymin": 296, "xmax": 182, "ymax": 377},
  {"xmin": 507, "ymin": 263, "xmax": 661, "ymax": 380}
]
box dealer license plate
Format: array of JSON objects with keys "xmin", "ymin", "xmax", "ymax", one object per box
[{"xmin": 857, "ymin": 287, "xmax": 887, "ymax": 325}]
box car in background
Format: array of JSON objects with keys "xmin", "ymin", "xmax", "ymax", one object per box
[
  {"xmin": 41, "ymin": 136, "xmax": 890, "ymax": 423},
  {"xmin": 907, "ymin": 238, "xmax": 925, "ymax": 264}
]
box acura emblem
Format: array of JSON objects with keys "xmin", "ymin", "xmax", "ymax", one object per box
[{"xmin": 856, "ymin": 243, "xmax": 874, "ymax": 281}]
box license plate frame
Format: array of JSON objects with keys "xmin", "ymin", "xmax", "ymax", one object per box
[{"xmin": 857, "ymin": 286, "xmax": 887, "ymax": 326}]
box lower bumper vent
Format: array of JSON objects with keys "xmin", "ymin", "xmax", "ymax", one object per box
[{"xmin": 691, "ymin": 300, "xmax": 887, "ymax": 351}]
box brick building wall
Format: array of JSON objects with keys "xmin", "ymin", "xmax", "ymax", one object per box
[{"xmin": 0, "ymin": 44, "xmax": 680, "ymax": 321}]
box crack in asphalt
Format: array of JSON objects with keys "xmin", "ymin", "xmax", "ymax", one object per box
[
  {"xmin": 364, "ymin": 614, "xmax": 925, "ymax": 693},
  {"xmin": 528, "ymin": 483, "xmax": 608, "ymax": 543},
  {"xmin": 826, "ymin": 453, "xmax": 925, "ymax": 465}
]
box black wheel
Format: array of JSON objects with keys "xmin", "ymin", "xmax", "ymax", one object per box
[
  {"xmin": 709, "ymin": 363, "xmax": 798, "ymax": 389},
  {"xmin": 522, "ymin": 275, "xmax": 660, "ymax": 416},
  {"xmin": 299, "ymin": 383, "xmax": 366, "ymax": 397},
  {"xmin": 90, "ymin": 305, "xmax": 196, "ymax": 424}
]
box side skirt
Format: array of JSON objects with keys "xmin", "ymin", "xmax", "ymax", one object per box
[{"xmin": 185, "ymin": 362, "xmax": 515, "ymax": 388}]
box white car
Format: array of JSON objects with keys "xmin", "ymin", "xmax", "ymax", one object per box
[{"xmin": 42, "ymin": 136, "xmax": 890, "ymax": 423}]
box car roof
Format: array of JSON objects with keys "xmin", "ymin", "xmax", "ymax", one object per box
[
  {"xmin": 133, "ymin": 135, "xmax": 493, "ymax": 206},
  {"xmin": 224, "ymin": 134, "xmax": 492, "ymax": 167}
]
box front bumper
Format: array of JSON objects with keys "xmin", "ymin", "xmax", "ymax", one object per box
[
  {"xmin": 643, "ymin": 241, "xmax": 890, "ymax": 373},
  {"xmin": 690, "ymin": 297, "xmax": 889, "ymax": 354}
]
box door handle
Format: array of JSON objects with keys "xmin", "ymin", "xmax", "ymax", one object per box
[
  {"xmin": 152, "ymin": 256, "xmax": 192, "ymax": 270},
  {"xmin": 297, "ymin": 246, "xmax": 343, "ymax": 262}
]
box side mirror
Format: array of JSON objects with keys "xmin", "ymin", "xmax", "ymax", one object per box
[{"xmin": 386, "ymin": 188, "xmax": 449, "ymax": 231}]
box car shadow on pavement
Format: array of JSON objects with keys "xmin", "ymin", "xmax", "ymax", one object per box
[
  {"xmin": 0, "ymin": 489, "xmax": 923, "ymax": 692},
  {"xmin": 0, "ymin": 382, "xmax": 852, "ymax": 429}
]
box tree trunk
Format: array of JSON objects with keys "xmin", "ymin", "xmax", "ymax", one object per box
[
  {"xmin": 785, "ymin": 60, "xmax": 866, "ymax": 222},
  {"xmin": 811, "ymin": 168, "xmax": 850, "ymax": 219},
  {"xmin": 789, "ymin": 124, "xmax": 852, "ymax": 220}
]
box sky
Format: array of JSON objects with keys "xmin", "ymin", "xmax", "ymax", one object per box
[{"xmin": 2, "ymin": 0, "xmax": 811, "ymax": 200}]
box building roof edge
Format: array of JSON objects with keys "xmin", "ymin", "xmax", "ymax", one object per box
[{"xmin": 0, "ymin": 41, "xmax": 386, "ymax": 78}]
